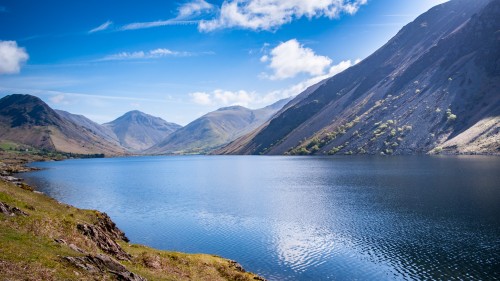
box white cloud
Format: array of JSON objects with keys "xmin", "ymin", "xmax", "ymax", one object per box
[
  {"xmin": 262, "ymin": 39, "xmax": 332, "ymax": 80},
  {"xmin": 89, "ymin": 20, "xmax": 113, "ymax": 33},
  {"xmin": 258, "ymin": 58, "xmax": 359, "ymax": 104},
  {"xmin": 199, "ymin": 0, "xmax": 368, "ymax": 31},
  {"xmin": 190, "ymin": 92, "xmax": 213, "ymax": 106},
  {"xmin": 0, "ymin": 41, "xmax": 29, "ymax": 74},
  {"xmin": 177, "ymin": 0, "xmax": 214, "ymax": 19},
  {"xmin": 49, "ymin": 94, "xmax": 68, "ymax": 104},
  {"xmin": 214, "ymin": 89, "xmax": 254, "ymax": 106},
  {"xmin": 189, "ymin": 58, "xmax": 358, "ymax": 108},
  {"xmin": 101, "ymin": 48, "xmax": 191, "ymax": 61},
  {"xmin": 120, "ymin": 20, "xmax": 197, "ymax": 31},
  {"xmin": 190, "ymin": 89, "xmax": 255, "ymax": 107}
]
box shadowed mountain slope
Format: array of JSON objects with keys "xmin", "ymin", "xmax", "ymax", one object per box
[
  {"xmin": 0, "ymin": 94, "xmax": 126, "ymax": 155},
  {"xmin": 219, "ymin": 0, "xmax": 499, "ymax": 156},
  {"xmin": 55, "ymin": 110, "xmax": 120, "ymax": 146}
]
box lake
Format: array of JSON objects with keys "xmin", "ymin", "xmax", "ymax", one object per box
[{"xmin": 22, "ymin": 156, "xmax": 500, "ymax": 280}]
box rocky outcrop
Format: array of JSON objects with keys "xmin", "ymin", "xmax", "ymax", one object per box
[
  {"xmin": 64, "ymin": 254, "xmax": 146, "ymax": 281},
  {"xmin": 77, "ymin": 222, "xmax": 131, "ymax": 261},
  {"xmin": 95, "ymin": 212, "xmax": 129, "ymax": 242},
  {"xmin": 0, "ymin": 201, "xmax": 28, "ymax": 217}
]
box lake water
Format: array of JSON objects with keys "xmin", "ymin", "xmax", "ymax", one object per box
[{"xmin": 22, "ymin": 156, "xmax": 500, "ymax": 280}]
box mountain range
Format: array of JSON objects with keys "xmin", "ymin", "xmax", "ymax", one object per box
[
  {"xmin": 146, "ymin": 98, "xmax": 290, "ymax": 154},
  {"xmin": 0, "ymin": 94, "xmax": 290, "ymax": 155},
  {"xmin": 1, "ymin": 0, "xmax": 498, "ymax": 157},
  {"xmin": 218, "ymin": 0, "xmax": 499, "ymax": 156}
]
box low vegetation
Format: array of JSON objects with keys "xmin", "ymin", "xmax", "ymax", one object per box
[{"xmin": 0, "ymin": 151, "xmax": 264, "ymax": 281}]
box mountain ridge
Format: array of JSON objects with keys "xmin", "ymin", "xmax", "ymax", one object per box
[
  {"xmin": 0, "ymin": 94, "xmax": 126, "ymax": 155},
  {"xmin": 218, "ymin": 0, "xmax": 499, "ymax": 156},
  {"xmin": 146, "ymin": 98, "xmax": 291, "ymax": 155}
]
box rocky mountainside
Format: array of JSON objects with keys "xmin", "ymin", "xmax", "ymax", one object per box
[
  {"xmin": 219, "ymin": 0, "xmax": 499, "ymax": 156},
  {"xmin": 55, "ymin": 110, "xmax": 120, "ymax": 146},
  {"xmin": 103, "ymin": 110, "xmax": 182, "ymax": 152},
  {"xmin": 146, "ymin": 98, "xmax": 291, "ymax": 155},
  {"xmin": 0, "ymin": 94, "xmax": 126, "ymax": 155}
]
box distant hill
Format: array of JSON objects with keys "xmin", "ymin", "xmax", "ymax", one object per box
[
  {"xmin": 103, "ymin": 110, "xmax": 182, "ymax": 152},
  {"xmin": 219, "ymin": 0, "xmax": 499, "ymax": 156},
  {"xmin": 146, "ymin": 98, "xmax": 291, "ymax": 154},
  {"xmin": 0, "ymin": 94, "xmax": 126, "ymax": 155},
  {"xmin": 55, "ymin": 110, "xmax": 120, "ymax": 146}
]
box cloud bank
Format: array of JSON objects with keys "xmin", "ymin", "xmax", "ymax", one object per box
[
  {"xmin": 199, "ymin": 0, "xmax": 368, "ymax": 31},
  {"xmin": 190, "ymin": 89, "xmax": 255, "ymax": 107},
  {"xmin": 0, "ymin": 41, "xmax": 29, "ymax": 74},
  {"xmin": 118, "ymin": 0, "xmax": 367, "ymax": 32}
]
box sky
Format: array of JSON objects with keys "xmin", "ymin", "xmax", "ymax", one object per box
[{"xmin": 0, "ymin": 0, "xmax": 448, "ymax": 125}]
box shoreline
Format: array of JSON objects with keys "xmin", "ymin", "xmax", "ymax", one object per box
[{"xmin": 0, "ymin": 151, "xmax": 265, "ymax": 280}]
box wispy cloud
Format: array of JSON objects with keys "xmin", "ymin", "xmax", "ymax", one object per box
[
  {"xmin": 89, "ymin": 20, "xmax": 113, "ymax": 33},
  {"xmin": 0, "ymin": 6, "xmax": 6, "ymax": 13},
  {"xmin": 120, "ymin": 19, "xmax": 197, "ymax": 31},
  {"xmin": 0, "ymin": 41, "xmax": 29, "ymax": 74},
  {"xmin": 119, "ymin": 0, "xmax": 214, "ymax": 31},
  {"xmin": 177, "ymin": 0, "xmax": 214, "ymax": 19},
  {"xmin": 100, "ymin": 48, "xmax": 203, "ymax": 61},
  {"xmin": 0, "ymin": 87, "xmax": 176, "ymax": 104}
]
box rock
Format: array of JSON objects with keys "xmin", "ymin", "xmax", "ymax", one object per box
[
  {"xmin": 1, "ymin": 176, "xmax": 21, "ymax": 182},
  {"xmin": 229, "ymin": 260, "xmax": 246, "ymax": 272},
  {"xmin": 54, "ymin": 238, "xmax": 85, "ymax": 253},
  {"xmin": 64, "ymin": 254, "xmax": 146, "ymax": 281},
  {"xmin": 77, "ymin": 223, "xmax": 131, "ymax": 260},
  {"xmin": 0, "ymin": 202, "xmax": 28, "ymax": 217},
  {"xmin": 96, "ymin": 212, "xmax": 129, "ymax": 242}
]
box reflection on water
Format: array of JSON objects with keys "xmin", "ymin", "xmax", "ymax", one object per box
[{"xmin": 22, "ymin": 156, "xmax": 500, "ymax": 280}]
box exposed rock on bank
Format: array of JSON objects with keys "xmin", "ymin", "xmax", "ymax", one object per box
[{"xmin": 64, "ymin": 254, "xmax": 146, "ymax": 281}]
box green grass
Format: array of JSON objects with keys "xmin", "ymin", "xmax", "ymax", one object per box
[{"xmin": 0, "ymin": 178, "xmax": 262, "ymax": 281}]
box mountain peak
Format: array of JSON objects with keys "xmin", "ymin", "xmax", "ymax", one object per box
[
  {"xmin": 103, "ymin": 111, "xmax": 182, "ymax": 152},
  {"xmin": 0, "ymin": 94, "xmax": 126, "ymax": 155},
  {"xmin": 0, "ymin": 94, "xmax": 61, "ymax": 127}
]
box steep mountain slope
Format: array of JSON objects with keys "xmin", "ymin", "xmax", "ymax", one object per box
[
  {"xmin": 0, "ymin": 94, "xmax": 126, "ymax": 155},
  {"xmin": 147, "ymin": 98, "xmax": 290, "ymax": 154},
  {"xmin": 55, "ymin": 110, "xmax": 120, "ymax": 146},
  {"xmin": 220, "ymin": 0, "xmax": 499, "ymax": 156},
  {"xmin": 103, "ymin": 110, "xmax": 181, "ymax": 152}
]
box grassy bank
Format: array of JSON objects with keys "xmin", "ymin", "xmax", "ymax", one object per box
[{"xmin": 0, "ymin": 150, "xmax": 264, "ymax": 281}]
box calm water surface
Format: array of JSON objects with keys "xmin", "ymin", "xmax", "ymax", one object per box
[{"xmin": 22, "ymin": 156, "xmax": 500, "ymax": 280}]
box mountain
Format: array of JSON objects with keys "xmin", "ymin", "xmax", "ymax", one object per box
[
  {"xmin": 0, "ymin": 94, "xmax": 126, "ymax": 155},
  {"xmin": 146, "ymin": 98, "xmax": 291, "ymax": 155},
  {"xmin": 55, "ymin": 110, "xmax": 120, "ymax": 146},
  {"xmin": 103, "ymin": 110, "xmax": 182, "ymax": 152},
  {"xmin": 219, "ymin": 0, "xmax": 499, "ymax": 156}
]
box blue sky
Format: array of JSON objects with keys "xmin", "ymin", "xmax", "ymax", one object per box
[{"xmin": 0, "ymin": 0, "xmax": 447, "ymax": 125}]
